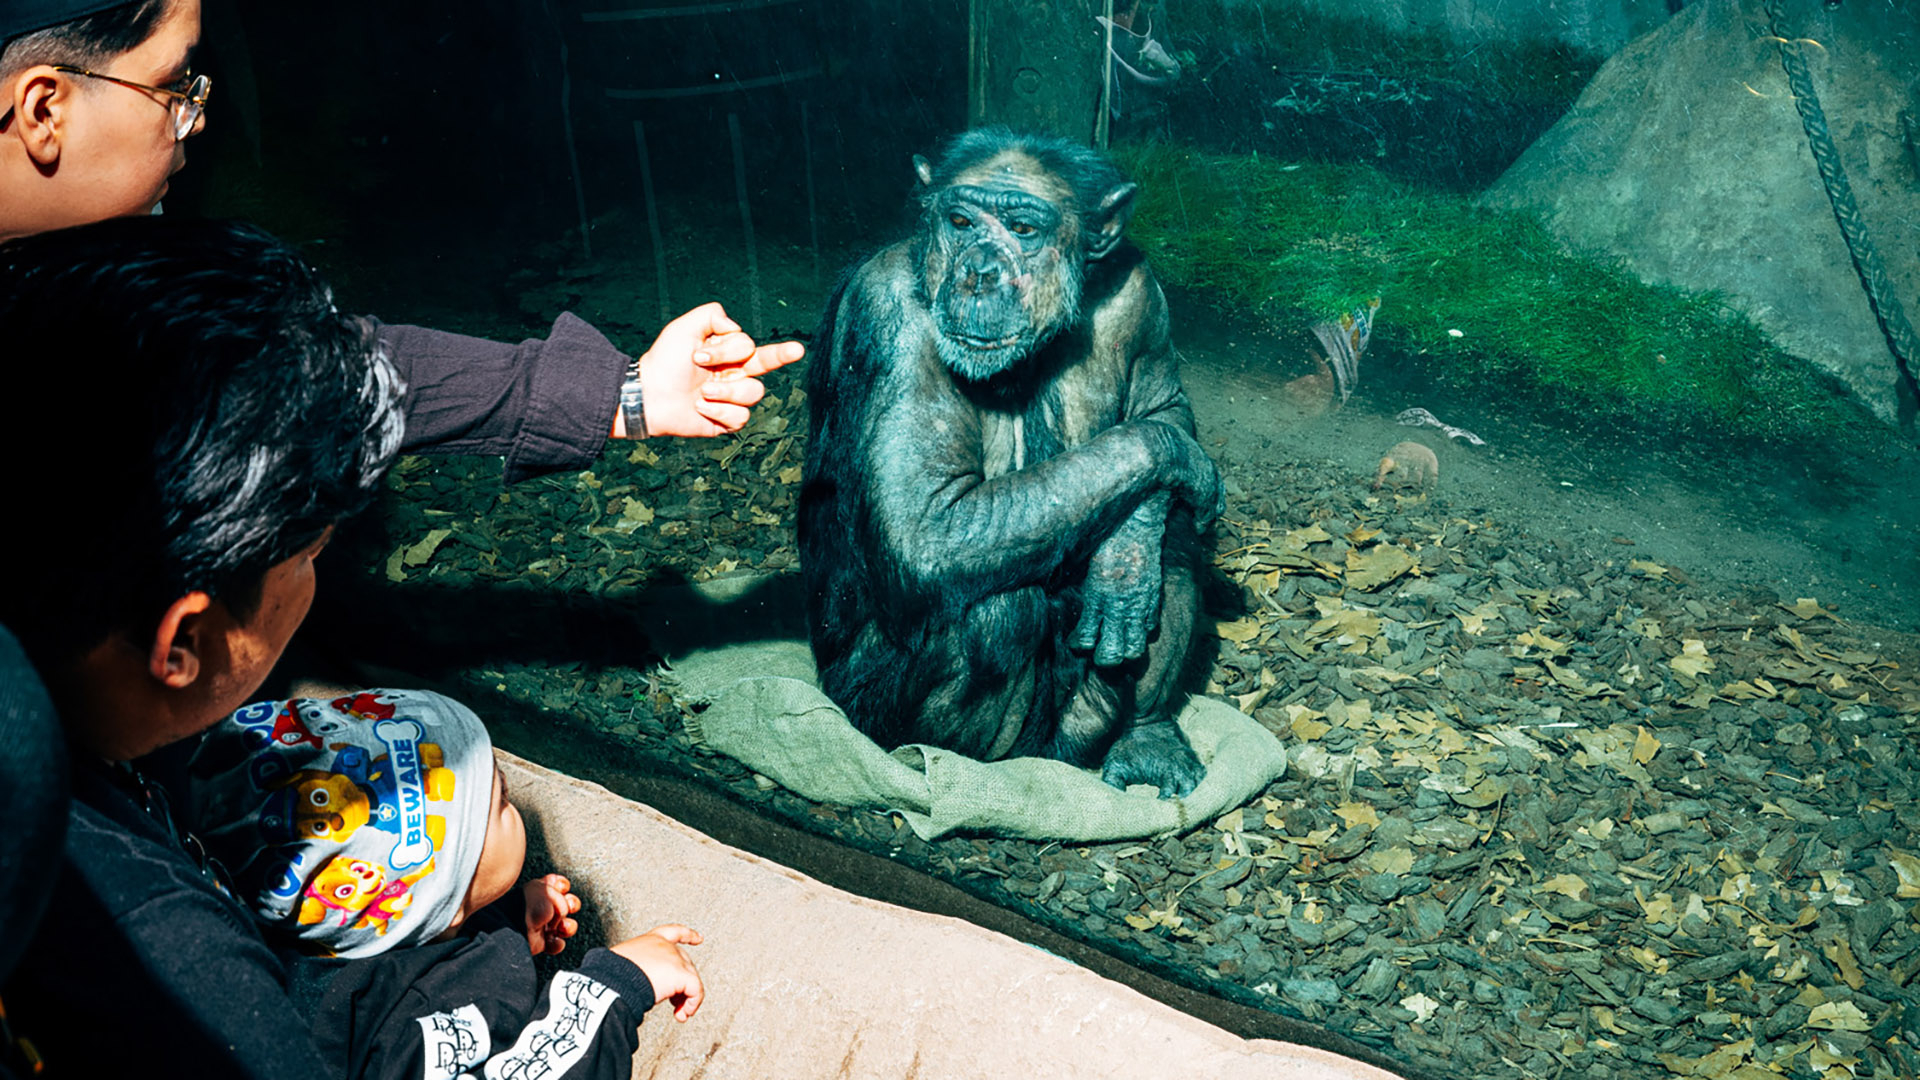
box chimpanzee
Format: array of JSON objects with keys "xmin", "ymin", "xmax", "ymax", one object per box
[{"xmin": 798, "ymin": 128, "xmax": 1223, "ymax": 797}]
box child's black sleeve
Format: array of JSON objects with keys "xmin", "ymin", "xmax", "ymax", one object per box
[{"xmin": 295, "ymin": 929, "xmax": 656, "ymax": 1080}]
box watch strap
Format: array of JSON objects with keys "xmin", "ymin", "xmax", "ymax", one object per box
[{"xmin": 618, "ymin": 359, "xmax": 645, "ymax": 438}]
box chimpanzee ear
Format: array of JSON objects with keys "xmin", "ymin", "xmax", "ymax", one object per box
[
  {"xmin": 1087, "ymin": 182, "xmax": 1138, "ymax": 260},
  {"xmin": 913, "ymin": 154, "xmax": 934, "ymax": 188}
]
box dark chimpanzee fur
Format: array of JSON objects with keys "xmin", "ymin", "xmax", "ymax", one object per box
[{"xmin": 798, "ymin": 128, "xmax": 1223, "ymax": 797}]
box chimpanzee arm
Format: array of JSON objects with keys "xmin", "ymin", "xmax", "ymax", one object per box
[
  {"xmin": 863, "ymin": 366, "xmax": 1215, "ymax": 608},
  {"xmin": 1113, "ymin": 269, "xmax": 1196, "ymax": 436},
  {"xmin": 1074, "ymin": 265, "xmax": 1204, "ymax": 664},
  {"xmin": 1072, "ymin": 492, "xmax": 1171, "ymax": 664}
]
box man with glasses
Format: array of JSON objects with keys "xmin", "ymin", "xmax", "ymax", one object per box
[
  {"xmin": 24, "ymin": 62, "xmax": 207, "ymax": 136},
  {"xmin": 1, "ymin": 0, "xmax": 802, "ymax": 666},
  {"xmin": 1, "ymin": 0, "xmax": 801, "ymax": 453},
  {"xmin": 0, "ymin": 0, "xmax": 205, "ymax": 234}
]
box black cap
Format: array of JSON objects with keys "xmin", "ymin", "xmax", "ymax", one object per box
[{"xmin": 1, "ymin": 0, "xmax": 136, "ymax": 47}]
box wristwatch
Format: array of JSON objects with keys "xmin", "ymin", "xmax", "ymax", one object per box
[{"xmin": 618, "ymin": 357, "xmax": 645, "ymax": 438}]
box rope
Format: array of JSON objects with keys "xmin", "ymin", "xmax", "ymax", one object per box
[{"xmin": 1766, "ymin": 0, "xmax": 1920, "ymax": 410}]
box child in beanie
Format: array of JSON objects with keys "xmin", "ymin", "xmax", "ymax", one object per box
[{"xmin": 191, "ymin": 688, "xmax": 704, "ymax": 1080}]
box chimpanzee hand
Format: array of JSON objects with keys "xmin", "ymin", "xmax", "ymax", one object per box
[
  {"xmin": 1101, "ymin": 720, "xmax": 1205, "ymax": 799},
  {"xmin": 1072, "ymin": 494, "xmax": 1168, "ymax": 665},
  {"xmin": 1141, "ymin": 422, "xmax": 1224, "ymax": 532}
]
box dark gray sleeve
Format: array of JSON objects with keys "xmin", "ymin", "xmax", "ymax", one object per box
[
  {"xmin": 0, "ymin": 624, "xmax": 64, "ymax": 984},
  {"xmin": 10, "ymin": 791, "xmax": 338, "ymax": 1079},
  {"xmin": 372, "ymin": 313, "xmax": 629, "ymax": 484},
  {"xmin": 302, "ymin": 930, "xmax": 651, "ymax": 1080}
]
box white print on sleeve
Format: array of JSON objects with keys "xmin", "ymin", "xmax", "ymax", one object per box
[
  {"xmin": 483, "ymin": 972, "xmax": 620, "ymax": 1080},
  {"xmin": 416, "ymin": 1003, "xmax": 490, "ymax": 1080}
]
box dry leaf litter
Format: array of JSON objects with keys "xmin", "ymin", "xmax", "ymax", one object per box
[{"xmin": 347, "ymin": 373, "xmax": 1920, "ymax": 1080}]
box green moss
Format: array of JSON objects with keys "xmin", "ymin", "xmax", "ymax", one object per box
[{"xmin": 1115, "ymin": 141, "xmax": 1866, "ymax": 445}]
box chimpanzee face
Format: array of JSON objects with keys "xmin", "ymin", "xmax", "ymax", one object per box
[
  {"xmin": 918, "ymin": 182, "xmax": 1083, "ymax": 382},
  {"xmin": 914, "ymin": 150, "xmax": 1101, "ymax": 383}
]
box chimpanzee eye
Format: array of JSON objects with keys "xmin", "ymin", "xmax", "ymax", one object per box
[
  {"xmin": 1009, "ymin": 222, "xmax": 1037, "ymax": 237},
  {"xmin": 949, "ymin": 213, "xmax": 971, "ymax": 229}
]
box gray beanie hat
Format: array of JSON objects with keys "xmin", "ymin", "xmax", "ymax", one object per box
[{"xmin": 190, "ymin": 689, "xmax": 496, "ymax": 958}]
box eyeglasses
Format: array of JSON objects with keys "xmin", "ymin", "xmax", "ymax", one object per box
[{"xmin": 0, "ymin": 65, "xmax": 211, "ymax": 141}]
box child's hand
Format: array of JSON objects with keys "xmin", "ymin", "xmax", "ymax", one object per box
[
  {"xmin": 610, "ymin": 925, "xmax": 705, "ymax": 1021},
  {"xmin": 523, "ymin": 874, "xmax": 581, "ymax": 956}
]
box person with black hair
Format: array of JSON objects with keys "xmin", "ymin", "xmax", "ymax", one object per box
[
  {"xmin": 0, "ymin": 0, "xmax": 803, "ymax": 471},
  {"xmin": 0, "ymin": 215, "xmax": 709, "ymax": 1078},
  {"xmin": 0, "ymin": 6, "xmax": 791, "ymax": 1073}
]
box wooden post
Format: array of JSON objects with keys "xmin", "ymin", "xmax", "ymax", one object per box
[
  {"xmin": 967, "ymin": 0, "xmax": 1105, "ymax": 142},
  {"xmin": 632, "ymin": 120, "xmax": 671, "ymax": 327}
]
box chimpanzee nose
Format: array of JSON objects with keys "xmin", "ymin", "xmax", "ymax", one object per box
[{"xmin": 959, "ymin": 244, "xmax": 1007, "ymax": 293}]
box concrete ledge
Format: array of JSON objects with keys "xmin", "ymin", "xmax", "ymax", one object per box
[{"xmin": 501, "ymin": 750, "xmax": 1406, "ymax": 1079}]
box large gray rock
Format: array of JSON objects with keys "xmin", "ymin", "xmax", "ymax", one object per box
[
  {"xmin": 1284, "ymin": 0, "xmax": 1676, "ymax": 55},
  {"xmin": 1481, "ymin": 0, "xmax": 1920, "ymax": 424}
]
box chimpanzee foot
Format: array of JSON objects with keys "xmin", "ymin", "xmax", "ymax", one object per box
[{"xmin": 1100, "ymin": 721, "xmax": 1204, "ymax": 799}]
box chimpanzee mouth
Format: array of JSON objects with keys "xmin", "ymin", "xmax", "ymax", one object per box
[{"xmin": 949, "ymin": 332, "xmax": 1023, "ymax": 350}]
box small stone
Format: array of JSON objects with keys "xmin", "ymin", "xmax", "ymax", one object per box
[
  {"xmin": 1035, "ymin": 871, "xmax": 1064, "ymax": 902},
  {"xmin": 1404, "ymin": 895, "xmax": 1448, "ymax": 943},
  {"xmin": 1282, "ymin": 977, "xmax": 1343, "ymax": 1005},
  {"xmin": 1774, "ymin": 722, "xmax": 1811, "ymax": 745},
  {"xmin": 1358, "ymin": 874, "xmax": 1404, "ymax": 903},
  {"xmin": 1412, "ymin": 817, "xmax": 1483, "ymax": 850},
  {"xmin": 1286, "ymin": 907, "xmax": 1327, "ymax": 947},
  {"xmin": 1354, "ymin": 956, "xmax": 1400, "ymax": 1001},
  {"xmin": 1213, "ymin": 857, "xmax": 1254, "ymax": 889},
  {"xmin": 1553, "ymin": 898, "xmax": 1600, "ymax": 921},
  {"xmin": 1640, "ymin": 811, "xmax": 1687, "ymax": 835},
  {"xmin": 1851, "ymin": 899, "xmax": 1900, "ymax": 958},
  {"xmin": 1629, "ymin": 995, "xmax": 1689, "ymax": 1026},
  {"xmin": 1695, "ymin": 1011, "xmax": 1733, "ymax": 1037},
  {"xmin": 1671, "ymin": 949, "xmax": 1760, "ymax": 982},
  {"xmin": 1461, "ymin": 648, "xmax": 1515, "ymax": 675},
  {"xmin": 1323, "ymin": 826, "xmax": 1372, "ymax": 861},
  {"xmin": 1761, "ymin": 1002, "xmax": 1812, "ymax": 1039},
  {"xmin": 1372, "ymin": 815, "xmax": 1415, "ymax": 849}
]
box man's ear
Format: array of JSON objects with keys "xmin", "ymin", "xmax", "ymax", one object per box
[
  {"xmin": 149, "ymin": 592, "xmax": 214, "ymax": 688},
  {"xmin": 10, "ymin": 68, "xmax": 71, "ymax": 167}
]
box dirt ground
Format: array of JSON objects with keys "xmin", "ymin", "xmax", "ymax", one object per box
[{"xmin": 1171, "ymin": 292, "xmax": 1920, "ymax": 639}]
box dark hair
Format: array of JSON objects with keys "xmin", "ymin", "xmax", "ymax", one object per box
[
  {"xmin": 919, "ymin": 126, "xmax": 1130, "ymax": 216},
  {"xmin": 0, "ymin": 1, "xmax": 170, "ymax": 81},
  {"xmin": 0, "ymin": 216, "xmax": 406, "ymax": 670}
]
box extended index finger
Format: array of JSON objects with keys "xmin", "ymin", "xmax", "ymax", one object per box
[{"xmin": 739, "ymin": 339, "xmax": 805, "ymax": 378}]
